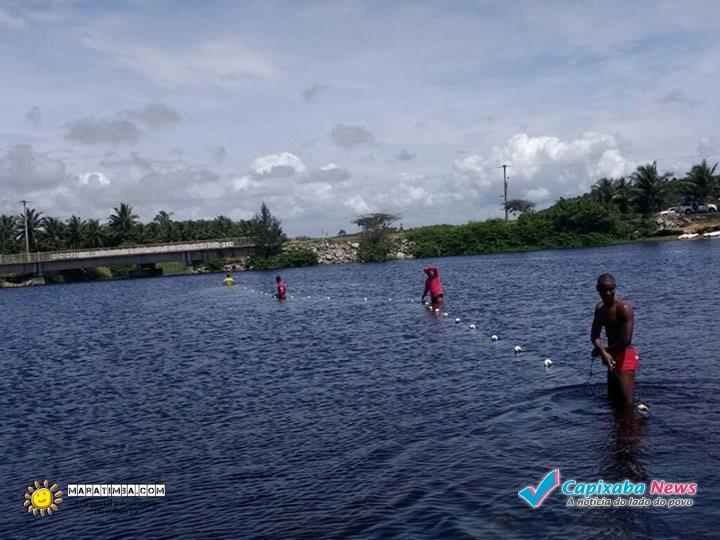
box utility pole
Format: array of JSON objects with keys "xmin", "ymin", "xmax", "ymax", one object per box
[
  {"xmin": 502, "ymin": 164, "xmax": 509, "ymax": 221},
  {"xmin": 20, "ymin": 199, "xmax": 31, "ymax": 260}
]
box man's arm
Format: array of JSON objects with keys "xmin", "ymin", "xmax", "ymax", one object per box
[
  {"xmin": 421, "ymin": 279, "xmax": 430, "ymax": 299},
  {"xmin": 606, "ymin": 302, "xmax": 634, "ymax": 352},
  {"xmin": 591, "ymin": 305, "xmax": 616, "ymax": 370}
]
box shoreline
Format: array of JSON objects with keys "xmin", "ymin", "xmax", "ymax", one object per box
[{"xmin": 0, "ymin": 233, "xmax": 699, "ymax": 288}]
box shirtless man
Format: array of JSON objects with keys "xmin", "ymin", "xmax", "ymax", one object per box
[{"xmin": 591, "ymin": 273, "xmax": 638, "ymax": 409}]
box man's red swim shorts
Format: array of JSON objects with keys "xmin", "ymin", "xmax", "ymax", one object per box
[{"xmin": 612, "ymin": 346, "xmax": 639, "ymax": 373}]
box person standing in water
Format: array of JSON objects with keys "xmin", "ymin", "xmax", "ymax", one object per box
[
  {"xmin": 421, "ymin": 266, "xmax": 443, "ymax": 305},
  {"xmin": 591, "ymin": 273, "xmax": 638, "ymax": 409},
  {"xmin": 223, "ymin": 274, "xmax": 235, "ymax": 286},
  {"xmin": 275, "ymin": 275, "xmax": 287, "ymax": 300}
]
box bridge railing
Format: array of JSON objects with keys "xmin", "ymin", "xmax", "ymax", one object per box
[{"xmin": 0, "ymin": 237, "xmax": 255, "ymax": 264}]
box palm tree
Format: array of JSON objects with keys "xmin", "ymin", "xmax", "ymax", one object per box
[
  {"xmin": 683, "ymin": 159, "xmax": 719, "ymax": 202},
  {"xmin": 212, "ymin": 215, "xmax": 235, "ymax": 238},
  {"xmin": 611, "ymin": 177, "xmax": 634, "ymax": 214},
  {"xmin": 66, "ymin": 215, "xmax": 86, "ymax": 248},
  {"xmin": 591, "ymin": 177, "xmax": 616, "ymax": 206},
  {"xmin": 153, "ymin": 210, "xmax": 175, "ymax": 243},
  {"xmin": 631, "ymin": 162, "xmax": 671, "ymax": 214},
  {"xmin": 108, "ymin": 202, "xmax": 139, "ymax": 245},
  {"xmin": 40, "ymin": 216, "xmax": 68, "ymax": 251},
  {"xmin": 18, "ymin": 207, "xmax": 43, "ymax": 252},
  {"xmin": 0, "ymin": 214, "xmax": 18, "ymax": 253},
  {"xmin": 84, "ymin": 219, "xmax": 106, "ymax": 248}
]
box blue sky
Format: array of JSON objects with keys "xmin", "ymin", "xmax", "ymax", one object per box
[{"xmin": 1, "ymin": 0, "xmax": 719, "ymax": 235}]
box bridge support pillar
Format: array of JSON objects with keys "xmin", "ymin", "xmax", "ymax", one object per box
[
  {"xmin": 31, "ymin": 262, "xmax": 45, "ymax": 285},
  {"xmin": 182, "ymin": 252, "xmax": 198, "ymax": 274}
]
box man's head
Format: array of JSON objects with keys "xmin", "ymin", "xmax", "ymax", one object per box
[
  {"xmin": 276, "ymin": 275, "xmax": 282, "ymax": 283},
  {"xmin": 226, "ymin": 274, "xmax": 231, "ymax": 278},
  {"xmin": 596, "ymin": 273, "xmax": 616, "ymax": 304}
]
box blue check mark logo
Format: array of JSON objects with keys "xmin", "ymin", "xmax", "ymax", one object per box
[{"xmin": 518, "ymin": 469, "xmax": 560, "ymax": 509}]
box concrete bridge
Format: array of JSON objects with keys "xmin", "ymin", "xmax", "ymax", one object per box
[{"xmin": 0, "ymin": 238, "xmax": 256, "ymax": 282}]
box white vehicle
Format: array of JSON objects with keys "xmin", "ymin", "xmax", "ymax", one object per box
[
  {"xmin": 676, "ymin": 202, "xmax": 718, "ymax": 215},
  {"xmin": 659, "ymin": 207, "xmax": 679, "ymax": 215}
]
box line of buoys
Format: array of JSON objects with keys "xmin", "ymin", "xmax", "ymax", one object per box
[{"xmin": 233, "ymin": 288, "xmax": 565, "ymax": 373}]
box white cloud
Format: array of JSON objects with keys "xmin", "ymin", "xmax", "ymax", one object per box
[
  {"xmin": 344, "ymin": 195, "xmax": 370, "ymax": 213},
  {"xmin": 0, "ymin": 145, "xmax": 70, "ymax": 192},
  {"xmin": 524, "ymin": 187, "xmax": 550, "ymax": 201},
  {"xmin": 83, "ymin": 24, "xmax": 281, "ymax": 89},
  {"xmin": 304, "ymin": 163, "xmax": 351, "ymax": 183},
  {"xmin": 492, "ymin": 132, "xmax": 634, "ymax": 203},
  {"xmin": 250, "ymin": 152, "xmax": 306, "ymax": 179},
  {"xmin": 78, "ymin": 171, "xmax": 110, "ymax": 187}
]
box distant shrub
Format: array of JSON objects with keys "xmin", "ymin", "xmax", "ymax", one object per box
[
  {"xmin": 202, "ymin": 256, "xmax": 226, "ymax": 272},
  {"xmin": 93, "ymin": 266, "xmax": 113, "ymax": 279},
  {"xmin": 249, "ymin": 249, "xmax": 318, "ymax": 270}
]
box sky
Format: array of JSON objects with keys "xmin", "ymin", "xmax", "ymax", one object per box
[{"xmin": 1, "ymin": 0, "xmax": 719, "ymax": 236}]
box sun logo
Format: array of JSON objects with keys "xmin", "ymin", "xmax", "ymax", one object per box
[{"xmin": 24, "ymin": 480, "xmax": 63, "ymax": 516}]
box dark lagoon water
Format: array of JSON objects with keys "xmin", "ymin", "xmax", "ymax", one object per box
[{"xmin": 2, "ymin": 239, "xmax": 719, "ymax": 538}]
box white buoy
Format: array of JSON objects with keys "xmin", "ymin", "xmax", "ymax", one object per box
[
  {"xmin": 491, "ymin": 335, "xmax": 498, "ymax": 342},
  {"xmin": 307, "ymin": 296, "xmax": 311, "ymax": 299},
  {"xmin": 388, "ymin": 298, "xmax": 392, "ymax": 301},
  {"xmin": 443, "ymin": 312, "xmax": 448, "ymax": 317},
  {"xmin": 326, "ymin": 296, "xmax": 331, "ymax": 299},
  {"xmin": 290, "ymin": 295, "xmax": 294, "ymax": 299},
  {"xmin": 543, "ymin": 358, "xmax": 553, "ymax": 368},
  {"xmin": 514, "ymin": 345, "xmax": 523, "ymax": 354},
  {"xmin": 364, "ymin": 297, "xmax": 368, "ymax": 301},
  {"xmin": 434, "ymin": 308, "xmax": 440, "ymax": 313},
  {"xmin": 455, "ymin": 318, "xmax": 461, "ymax": 324},
  {"xmin": 637, "ymin": 404, "xmax": 649, "ymax": 414},
  {"xmin": 469, "ymin": 324, "xmax": 476, "ymax": 330}
]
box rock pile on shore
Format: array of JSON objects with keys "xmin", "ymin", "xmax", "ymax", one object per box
[
  {"xmin": 288, "ymin": 237, "xmax": 415, "ymax": 265},
  {"xmin": 1, "ymin": 279, "xmax": 35, "ymax": 288}
]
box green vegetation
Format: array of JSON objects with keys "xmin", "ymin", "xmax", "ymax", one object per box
[
  {"xmin": 0, "ymin": 202, "xmax": 257, "ymax": 255},
  {"xmin": 156, "ymin": 261, "xmax": 186, "ymax": 274},
  {"xmin": 353, "ymin": 212, "xmax": 400, "ymax": 262},
  {"xmin": 396, "ymin": 160, "xmax": 720, "ymax": 258},
  {"xmin": 249, "ymin": 249, "xmax": 318, "ymax": 270},
  {"xmin": 407, "ymin": 198, "xmax": 646, "ymax": 258},
  {"xmin": 251, "ymin": 201, "xmax": 287, "ymax": 257}
]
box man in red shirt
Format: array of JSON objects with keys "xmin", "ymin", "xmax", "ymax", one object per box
[
  {"xmin": 275, "ymin": 275, "xmax": 287, "ymax": 300},
  {"xmin": 421, "ymin": 266, "xmax": 443, "ymax": 306}
]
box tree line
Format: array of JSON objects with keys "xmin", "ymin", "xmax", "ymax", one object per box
[
  {"xmin": 0, "ymin": 201, "xmax": 286, "ymax": 256},
  {"xmin": 587, "ymin": 159, "xmax": 719, "ymax": 214}
]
